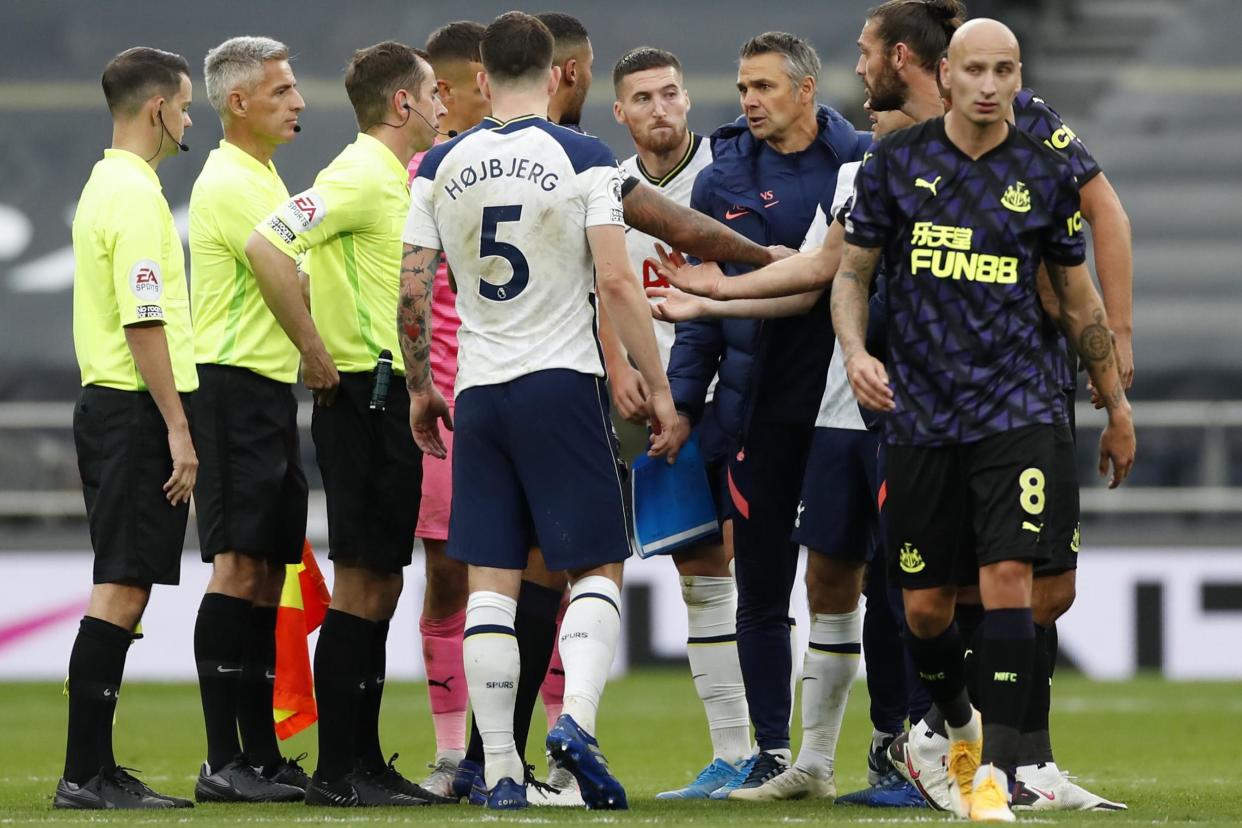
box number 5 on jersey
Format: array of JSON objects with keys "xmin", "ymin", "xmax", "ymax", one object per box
[{"xmin": 479, "ymin": 204, "xmax": 528, "ymax": 301}]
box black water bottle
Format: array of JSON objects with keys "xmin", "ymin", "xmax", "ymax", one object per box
[{"xmin": 369, "ymin": 349, "xmax": 393, "ymax": 412}]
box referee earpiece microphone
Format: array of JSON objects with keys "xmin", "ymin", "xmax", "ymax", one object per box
[
  {"xmin": 157, "ymin": 110, "xmax": 189, "ymax": 152},
  {"xmin": 403, "ymin": 102, "xmax": 458, "ymax": 138}
]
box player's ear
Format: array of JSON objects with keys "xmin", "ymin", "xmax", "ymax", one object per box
[
  {"xmin": 478, "ymin": 71, "xmax": 492, "ymax": 103},
  {"xmin": 612, "ymin": 99, "xmax": 624, "ymax": 124},
  {"xmin": 564, "ymin": 57, "xmax": 577, "ymax": 86},
  {"xmin": 684, "ymin": 86, "xmax": 692, "ymax": 113},
  {"xmin": 436, "ymin": 78, "xmax": 452, "ymax": 105},
  {"xmin": 226, "ymin": 88, "xmax": 246, "ymax": 120},
  {"xmin": 548, "ymin": 65, "xmax": 562, "ymax": 97},
  {"xmin": 893, "ymin": 42, "xmax": 908, "ymax": 71},
  {"xmin": 938, "ymin": 57, "xmax": 950, "ymax": 94}
]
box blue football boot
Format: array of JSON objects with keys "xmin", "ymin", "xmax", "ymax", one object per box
[
  {"xmin": 545, "ymin": 714, "xmax": 627, "ymax": 810},
  {"xmin": 485, "ymin": 776, "xmax": 527, "ymax": 810},
  {"xmin": 656, "ymin": 757, "xmax": 748, "ymax": 800},
  {"xmin": 708, "ymin": 753, "xmax": 758, "ymax": 800}
]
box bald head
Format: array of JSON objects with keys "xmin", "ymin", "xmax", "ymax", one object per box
[
  {"xmin": 942, "ymin": 17, "xmax": 1021, "ymax": 128},
  {"xmin": 948, "ymin": 18, "xmax": 1020, "ymax": 63}
]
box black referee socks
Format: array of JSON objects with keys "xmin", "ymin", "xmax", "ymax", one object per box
[
  {"xmin": 194, "ymin": 592, "xmax": 251, "ymax": 769},
  {"xmin": 314, "ymin": 609, "xmax": 373, "ymax": 782},
  {"xmin": 237, "ymin": 604, "xmax": 280, "ymax": 770},
  {"xmin": 355, "ymin": 618, "xmax": 390, "ymax": 774},
  {"xmin": 64, "ymin": 616, "xmax": 132, "ymax": 784},
  {"xmin": 980, "ymin": 607, "xmax": 1036, "ymax": 771}
]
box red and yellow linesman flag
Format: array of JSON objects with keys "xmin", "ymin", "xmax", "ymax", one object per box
[{"xmin": 273, "ymin": 540, "xmax": 331, "ymax": 739}]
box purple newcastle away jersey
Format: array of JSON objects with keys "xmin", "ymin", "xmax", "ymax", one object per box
[{"xmin": 844, "ymin": 117, "xmax": 1086, "ymax": 446}]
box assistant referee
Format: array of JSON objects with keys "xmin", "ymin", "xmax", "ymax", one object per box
[
  {"xmin": 246, "ymin": 41, "xmax": 447, "ymax": 808},
  {"xmin": 187, "ymin": 35, "xmax": 309, "ymax": 804},
  {"xmin": 56, "ymin": 47, "xmax": 198, "ymax": 811}
]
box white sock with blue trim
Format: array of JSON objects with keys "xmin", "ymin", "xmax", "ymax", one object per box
[
  {"xmin": 683, "ymin": 575, "xmax": 750, "ymax": 764},
  {"xmin": 795, "ymin": 608, "xmax": 862, "ymax": 776},
  {"xmin": 559, "ymin": 575, "xmax": 622, "ymax": 736},
  {"xmin": 463, "ymin": 591, "xmax": 522, "ymax": 787}
]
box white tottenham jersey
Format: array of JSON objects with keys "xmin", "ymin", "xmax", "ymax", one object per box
[
  {"xmin": 811, "ymin": 160, "xmax": 865, "ymax": 431},
  {"xmin": 619, "ymin": 133, "xmax": 713, "ymax": 372},
  {"xmin": 404, "ymin": 115, "xmax": 626, "ymax": 395}
]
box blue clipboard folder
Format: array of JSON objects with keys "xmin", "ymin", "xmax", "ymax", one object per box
[{"xmin": 631, "ymin": 432, "xmax": 720, "ymax": 558}]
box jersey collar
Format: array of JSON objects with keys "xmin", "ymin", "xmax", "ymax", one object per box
[
  {"xmin": 355, "ymin": 131, "xmax": 413, "ymax": 185},
  {"xmin": 103, "ymin": 148, "xmax": 161, "ymax": 189},
  {"xmin": 482, "ymin": 114, "xmax": 545, "ymax": 129},
  {"xmin": 217, "ymin": 139, "xmax": 278, "ymax": 176},
  {"xmin": 936, "ymin": 117, "xmax": 1016, "ymax": 163}
]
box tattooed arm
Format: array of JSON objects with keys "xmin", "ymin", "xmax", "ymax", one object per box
[
  {"xmin": 1079, "ymin": 172, "xmax": 1134, "ymax": 387},
  {"xmin": 830, "ymin": 243, "xmax": 891, "ymax": 412},
  {"xmin": 399, "ymin": 242, "xmax": 453, "ymax": 458},
  {"xmin": 622, "ymin": 180, "xmax": 778, "ymax": 268},
  {"xmin": 1047, "ymin": 259, "xmax": 1135, "ymax": 487}
]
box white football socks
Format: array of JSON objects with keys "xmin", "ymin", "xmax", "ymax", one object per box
[
  {"xmin": 795, "ymin": 608, "xmax": 862, "ymax": 776},
  {"xmin": 682, "ymin": 575, "xmax": 750, "ymax": 765},
  {"xmin": 559, "ymin": 576, "xmax": 622, "ymax": 736},
  {"xmin": 462, "ymin": 591, "xmax": 522, "ymax": 787}
]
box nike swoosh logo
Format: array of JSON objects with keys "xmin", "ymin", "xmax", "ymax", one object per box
[
  {"xmin": 217, "ymin": 666, "xmax": 242, "ymax": 673},
  {"xmin": 762, "ymin": 200, "xmax": 781, "ymax": 208},
  {"xmin": 1022, "ymin": 521, "xmax": 1043, "ymax": 534},
  {"xmin": 1031, "ymin": 786, "xmax": 1056, "ymax": 801},
  {"xmin": 724, "ymin": 209, "xmax": 751, "ymax": 220},
  {"xmin": 801, "ymin": 676, "xmax": 818, "ymax": 682},
  {"xmin": 265, "ymin": 671, "xmax": 276, "ymax": 680},
  {"xmin": 691, "ymin": 673, "xmax": 707, "ymax": 680}
]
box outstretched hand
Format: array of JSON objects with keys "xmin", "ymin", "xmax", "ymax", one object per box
[{"xmin": 647, "ymin": 244, "xmax": 724, "ymax": 298}]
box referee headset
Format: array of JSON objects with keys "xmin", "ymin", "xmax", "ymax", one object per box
[
  {"xmin": 384, "ymin": 92, "xmax": 458, "ymax": 138},
  {"xmin": 146, "ymin": 98, "xmax": 189, "ymax": 162}
]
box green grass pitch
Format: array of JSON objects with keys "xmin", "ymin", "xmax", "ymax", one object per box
[{"xmin": 0, "ymin": 669, "xmax": 1238, "ymax": 824}]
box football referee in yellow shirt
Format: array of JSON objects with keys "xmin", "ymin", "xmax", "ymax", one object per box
[
  {"xmin": 187, "ymin": 36, "xmax": 308, "ymax": 804},
  {"xmin": 57, "ymin": 47, "xmax": 197, "ymax": 811},
  {"xmin": 246, "ymin": 41, "xmax": 447, "ymax": 807}
]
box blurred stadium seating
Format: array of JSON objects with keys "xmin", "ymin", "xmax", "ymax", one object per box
[{"xmin": 1, "ymin": 0, "xmax": 1239, "ymax": 543}]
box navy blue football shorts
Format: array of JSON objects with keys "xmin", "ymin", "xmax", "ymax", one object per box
[
  {"xmin": 791, "ymin": 426, "xmax": 880, "ymax": 561},
  {"xmin": 447, "ymin": 369, "xmax": 632, "ymax": 572}
]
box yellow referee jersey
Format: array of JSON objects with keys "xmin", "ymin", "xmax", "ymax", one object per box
[
  {"xmin": 254, "ymin": 132, "xmax": 410, "ymax": 374},
  {"xmin": 190, "ymin": 140, "xmax": 299, "ymax": 383},
  {"xmin": 72, "ymin": 148, "xmax": 196, "ymax": 393}
]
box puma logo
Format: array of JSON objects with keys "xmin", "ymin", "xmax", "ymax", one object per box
[
  {"xmin": 428, "ymin": 675, "xmax": 456, "ymax": 692},
  {"xmin": 915, "ymin": 175, "xmax": 942, "ymax": 197}
]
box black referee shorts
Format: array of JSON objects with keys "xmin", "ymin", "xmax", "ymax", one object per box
[
  {"xmin": 192, "ymin": 364, "xmax": 307, "ymax": 566},
  {"xmin": 884, "ymin": 424, "xmax": 1056, "ymax": 591},
  {"xmin": 312, "ymin": 371, "xmax": 422, "ymax": 574},
  {"xmin": 74, "ymin": 385, "xmax": 191, "ymax": 586}
]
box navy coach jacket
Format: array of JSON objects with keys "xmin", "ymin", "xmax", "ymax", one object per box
[{"xmin": 668, "ymin": 105, "xmax": 868, "ymax": 449}]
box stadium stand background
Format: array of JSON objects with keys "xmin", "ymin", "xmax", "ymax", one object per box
[{"xmin": 0, "ymin": 1, "xmax": 1239, "ymax": 679}]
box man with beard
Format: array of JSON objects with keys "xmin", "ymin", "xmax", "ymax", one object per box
[
  {"xmin": 654, "ymin": 0, "xmax": 1134, "ymax": 811},
  {"xmin": 612, "ymin": 46, "xmax": 750, "ymax": 800},
  {"xmin": 831, "ymin": 18, "xmax": 1134, "ymax": 821}
]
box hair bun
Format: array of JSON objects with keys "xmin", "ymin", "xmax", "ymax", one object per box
[{"xmin": 926, "ymin": 0, "xmax": 965, "ymax": 21}]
